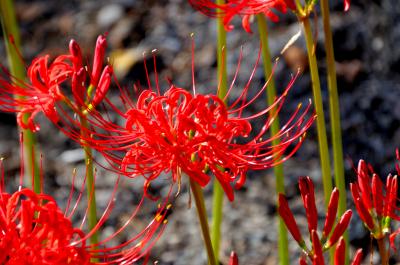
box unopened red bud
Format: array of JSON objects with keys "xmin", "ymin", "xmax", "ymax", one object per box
[
  {"xmin": 326, "ymin": 210, "xmax": 352, "ymax": 248},
  {"xmin": 299, "ymin": 177, "xmax": 318, "ymax": 234},
  {"xmin": 91, "ymin": 35, "xmax": 107, "ymax": 87},
  {"xmin": 278, "ymin": 194, "xmax": 304, "ymax": 245},
  {"xmin": 311, "ymin": 230, "xmax": 324, "ymax": 265},
  {"xmin": 372, "ymin": 174, "xmax": 383, "ymax": 216},
  {"xmin": 72, "ymin": 67, "xmax": 86, "ymax": 105},
  {"xmin": 350, "ymin": 184, "xmax": 375, "ymax": 230},
  {"xmin": 305, "ymin": 194, "xmax": 318, "ymax": 235},
  {"xmin": 385, "ymin": 175, "xmax": 398, "ymax": 218},
  {"xmin": 299, "ymin": 256, "xmax": 308, "ymax": 265},
  {"xmin": 322, "ymin": 188, "xmax": 339, "ymax": 238},
  {"xmin": 357, "ymin": 160, "xmax": 372, "ymax": 210},
  {"xmin": 334, "ymin": 237, "xmax": 345, "ymax": 265},
  {"xmin": 69, "ymin": 39, "xmax": 83, "ymax": 71},
  {"xmin": 229, "ymin": 251, "xmax": 238, "ymax": 265},
  {"xmin": 91, "ymin": 65, "xmax": 112, "ymax": 108},
  {"xmin": 351, "ymin": 249, "xmax": 363, "ymax": 265}
]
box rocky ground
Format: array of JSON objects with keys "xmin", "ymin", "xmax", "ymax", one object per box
[{"xmin": 1, "ymin": 0, "xmax": 400, "ymax": 264}]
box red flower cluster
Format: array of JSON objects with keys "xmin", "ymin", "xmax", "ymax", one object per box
[
  {"xmin": 189, "ymin": 0, "xmax": 351, "ymax": 33},
  {"xmin": 278, "ymin": 177, "xmax": 356, "ymax": 264},
  {"xmin": 83, "ymin": 65, "xmax": 314, "ymax": 201},
  {"xmin": 350, "ymin": 159, "xmax": 398, "ymax": 240},
  {"xmin": 0, "ymin": 188, "xmax": 91, "ymax": 264},
  {"xmin": 0, "ymin": 160, "xmax": 170, "ymax": 264},
  {"xmin": 189, "ymin": 0, "xmax": 296, "ymax": 32},
  {"xmin": 0, "ymin": 35, "xmax": 112, "ymax": 132}
]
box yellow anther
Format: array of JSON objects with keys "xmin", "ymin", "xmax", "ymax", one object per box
[{"xmin": 155, "ymin": 213, "xmax": 162, "ymax": 222}]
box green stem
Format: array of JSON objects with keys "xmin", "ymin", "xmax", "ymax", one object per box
[
  {"xmin": 211, "ymin": 0, "xmax": 228, "ymax": 260},
  {"xmin": 256, "ymin": 14, "xmax": 289, "ymax": 265},
  {"xmin": 80, "ymin": 117, "xmax": 99, "ymax": 255},
  {"xmin": 0, "ymin": 0, "xmax": 40, "ymax": 193},
  {"xmin": 302, "ymin": 18, "xmax": 333, "ymax": 205},
  {"xmin": 190, "ymin": 179, "xmax": 217, "ymax": 265},
  {"xmin": 377, "ymin": 237, "xmax": 389, "ymax": 265},
  {"xmin": 320, "ymin": 1, "xmax": 348, "ymax": 264}
]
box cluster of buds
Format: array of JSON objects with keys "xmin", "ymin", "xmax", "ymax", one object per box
[
  {"xmin": 278, "ymin": 176, "xmax": 361, "ymax": 264},
  {"xmin": 350, "ymin": 153, "xmax": 400, "ymax": 264},
  {"xmin": 350, "ymin": 159, "xmax": 398, "ymax": 240}
]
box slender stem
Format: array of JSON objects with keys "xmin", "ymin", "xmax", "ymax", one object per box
[
  {"xmin": 79, "ymin": 117, "xmax": 99, "ymax": 255},
  {"xmin": 211, "ymin": 0, "xmax": 228, "ymax": 260},
  {"xmin": 320, "ymin": 1, "xmax": 348, "ymax": 264},
  {"xmin": 377, "ymin": 237, "xmax": 389, "ymax": 265},
  {"xmin": 0, "ymin": 0, "xmax": 40, "ymax": 193},
  {"xmin": 256, "ymin": 14, "xmax": 289, "ymax": 265},
  {"xmin": 302, "ymin": 18, "xmax": 333, "ymax": 205},
  {"xmin": 190, "ymin": 179, "xmax": 217, "ymax": 265}
]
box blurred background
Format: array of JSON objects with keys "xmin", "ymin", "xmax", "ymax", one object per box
[{"xmin": 1, "ymin": 0, "xmax": 400, "ymax": 264}]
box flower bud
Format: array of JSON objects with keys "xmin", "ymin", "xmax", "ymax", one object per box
[
  {"xmin": 322, "ymin": 188, "xmax": 339, "ymax": 238},
  {"xmin": 229, "ymin": 251, "xmax": 238, "ymax": 265},
  {"xmin": 69, "ymin": 39, "xmax": 83, "ymax": 71},
  {"xmin": 278, "ymin": 194, "xmax": 304, "ymax": 246},
  {"xmin": 91, "ymin": 35, "xmax": 107, "ymax": 87},
  {"xmin": 326, "ymin": 210, "xmax": 352, "ymax": 248}
]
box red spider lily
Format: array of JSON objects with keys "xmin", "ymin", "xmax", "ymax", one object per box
[
  {"xmin": 0, "ymin": 188, "xmax": 91, "ymax": 264},
  {"xmin": 0, "ymin": 35, "xmax": 112, "ymax": 132},
  {"xmin": 278, "ymin": 177, "xmax": 353, "ymax": 263},
  {"xmin": 75, "ymin": 47, "xmax": 315, "ymax": 201},
  {"xmin": 188, "ymin": 0, "xmax": 296, "ymax": 33},
  {"xmin": 350, "ymin": 159, "xmax": 398, "ymax": 240},
  {"xmin": 0, "ymin": 159, "xmax": 170, "ymax": 264}
]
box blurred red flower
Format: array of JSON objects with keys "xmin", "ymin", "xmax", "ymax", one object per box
[
  {"xmin": 188, "ymin": 0, "xmax": 296, "ymax": 33},
  {"xmin": 0, "ymin": 160, "xmax": 170, "ymax": 264},
  {"xmin": 0, "ymin": 188, "xmax": 91, "ymax": 264}
]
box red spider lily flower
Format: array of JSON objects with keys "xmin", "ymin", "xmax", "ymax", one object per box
[
  {"xmin": 0, "ymin": 159, "xmax": 170, "ymax": 264},
  {"xmin": 0, "ymin": 35, "xmax": 112, "ymax": 132},
  {"xmin": 350, "ymin": 159, "xmax": 398, "ymax": 240},
  {"xmin": 278, "ymin": 177, "xmax": 352, "ymax": 263},
  {"xmin": 229, "ymin": 251, "xmax": 239, "ymax": 265},
  {"xmin": 76, "ymin": 47, "xmax": 315, "ymax": 201},
  {"xmin": 189, "ymin": 0, "xmax": 296, "ymax": 33},
  {"xmin": 0, "ymin": 188, "xmax": 91, "ymax": 264}
]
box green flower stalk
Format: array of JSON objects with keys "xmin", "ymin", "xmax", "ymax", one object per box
[
  {"xmin": 320, "ymin": 0, "xmax": 348, "ymax": 262},
  {"xmin": 0, "ymin": 0, "xmax": 41, "ymax": 193}
]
